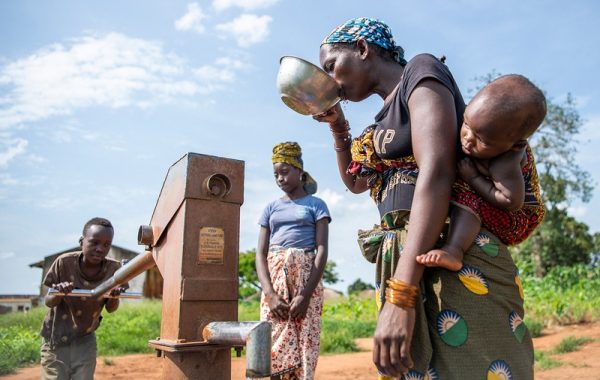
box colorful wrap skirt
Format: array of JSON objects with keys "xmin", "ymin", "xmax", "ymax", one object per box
[
  {"xmin": 358, "ymin": 211, "xmax": 534, "ymax": 379},
  {"xmin": 452, "ymin": 144, "xmax": 545, "ymax": 246},
  {"xmin": 260, "ymin": 245, "xmax": 324, "ymax": 380}
]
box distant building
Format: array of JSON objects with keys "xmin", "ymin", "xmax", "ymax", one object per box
[
  {"xmin": 0, "ymin": 295, "xmax": 39, "ymax": 314},
  {"xmin": 29, "ymin": 245, "xmax": 163, "ymax": 300}
]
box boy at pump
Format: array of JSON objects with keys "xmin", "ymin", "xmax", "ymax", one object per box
[
  {"xmin": 417, "ymin": 74, "xmax": 547, "ymax": 270},
  {"xmin": 40, "ymin": 217, "xmax": 127, "ymax": 380}
]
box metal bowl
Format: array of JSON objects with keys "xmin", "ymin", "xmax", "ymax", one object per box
[{"xmin": 276, "ymin": 56, "xmax": 341, "ymax": 116}]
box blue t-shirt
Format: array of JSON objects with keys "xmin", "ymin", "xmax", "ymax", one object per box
[{"xmin": 258, "ymin": 195, "xmax": 331, "ymax": 249}]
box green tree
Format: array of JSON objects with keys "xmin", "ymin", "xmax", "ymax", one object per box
[
  {"xmin": 472, "ymin": 72, "xmax": 595, "ymax": 274},
  {"xmin": 520, "ymin": 93, "xmax": 595, "ymax": 274},
  {"xmin": 515, "ymin": 208, "xmax": 594, "ymax": 274},
  {"xmin": 323, "ymin": 260, "xmax": 340, "ymax": 285},
  {"xmin": 239, "ymin": 249, "xmax": 260, "ymax": 299},
  {"xmin": 347, "ymin": 278, "xmax": 375, "ymax": 295}
]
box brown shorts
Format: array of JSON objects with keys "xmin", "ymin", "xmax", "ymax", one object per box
[{"xmin": 40, "ymin": 333, "xmax": 97, "ymax": 380}]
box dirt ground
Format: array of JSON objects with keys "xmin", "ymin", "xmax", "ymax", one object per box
[{"xmin": 4, "ymin": 322, "xmax": 600, "ymax": 379}]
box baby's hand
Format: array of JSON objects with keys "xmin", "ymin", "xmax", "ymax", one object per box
[{"xmin": 457, "ymin": 158, "xmax": 480, "ymax": 183}]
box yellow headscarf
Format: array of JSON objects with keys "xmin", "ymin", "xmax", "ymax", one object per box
[{"xmin": 272, "ymin": 142, "xmax": 318, "ymax": 195}]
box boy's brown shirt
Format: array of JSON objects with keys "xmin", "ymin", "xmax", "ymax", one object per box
[{"xmin": 40, "ymin": 251, "xmax": 122, "ymax": 346}]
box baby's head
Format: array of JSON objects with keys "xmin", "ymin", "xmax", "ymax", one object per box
[{"xmin": 461, "ymin": 74, "xmax": 546, "ymax": 159}]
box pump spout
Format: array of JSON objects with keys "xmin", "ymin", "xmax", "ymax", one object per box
[{"xmin": 202, "ymin": 321, "xmax": 271, "ymax": 378}]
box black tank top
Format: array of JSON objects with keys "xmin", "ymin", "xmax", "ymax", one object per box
[
  {"xmin": 373, "ymin": 53, "xmax": 465, "ymax": 159},
  {"xmin": 372, "ymin": 54, "xmax": 466, "ymax": 217}
]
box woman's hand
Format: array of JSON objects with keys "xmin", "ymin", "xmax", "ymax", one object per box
[
  {"xmin": 289, "ymin": 294, "xmax": 310, "ymax": 319},
  {"xmin": 267, "ymin": 292, "xmax": 290, "ymax": 320},
  {"xmin": 373, "ymin": 302, "xmax": 416, "ymax": 377},
  {"xmin": 312, "ymin": 103, "xmax": 344, "ymax": 126}
]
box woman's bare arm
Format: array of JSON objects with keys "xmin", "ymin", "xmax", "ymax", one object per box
[
  {"xmin": 394, "ymin": 79, "xmax": 457, "ymax": 283},
  {"xmin": 256, "ymin": 226, "xmax": 275, "ymax": 297},
  {"xmin": 373, "ymin": 79, "xmax": 458, "ymax": 377},
  {"xmin": 290, "ymin": 218, "xmax": 329, "ymax": 318},
  {"xmin": 301, "ymin": 218, "xmax": 329, "ymax": 297}
]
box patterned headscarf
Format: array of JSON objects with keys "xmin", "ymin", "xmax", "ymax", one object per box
[
  {"xmin": 272, "ymin": 142, "xmax": 318, "ymax": 195},
  {"xmin": 321, "ymin": 17, "xmax": 407, "ymax": 65}
]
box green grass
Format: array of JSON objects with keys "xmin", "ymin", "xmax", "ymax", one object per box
[
  {"xmin": 0, "ymin": 300, "xmax": 161, "ymax": 375},
  {"xmin": 0, "ymin": 307, "xmax": 46, "ymax": 375},
  {"xmin": 534, "ymin": 335, "xmax": 594, "ymax": 371},
  {"xmin": 520, "ymin": 264, "xmax": 600, "ymax": 325},
  {"xmin": 96, "ymin": 300, "xmax": 161, "ymax": 355},
  {"xmin": 552, "ymin": 336, "xmax": 594, "ymax": 354},
  {"xmin": 534, "ymin": 350, "xmax": 562, "ymax": 370},
  {"xmin": 523, "ymin": 317, "xmax": 544, "ymax": 338}
]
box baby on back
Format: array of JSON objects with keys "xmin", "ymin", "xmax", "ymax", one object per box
[{"xmin": 417, "ymin": 74, "xmax": 547, "ymax": 270}]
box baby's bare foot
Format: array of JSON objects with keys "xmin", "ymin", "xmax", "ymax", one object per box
[{"xmin": 416, "ymin": 248, "xmax": 463, "ymax": 271}]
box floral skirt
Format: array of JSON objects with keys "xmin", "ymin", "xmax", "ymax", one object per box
[
  {"xmin": 360, "ymin": 211, "xmax": 534, "ymax": 380},
  {"xmin": 260, "ymin": 245, "xmax": 324, "ymax": 380}
]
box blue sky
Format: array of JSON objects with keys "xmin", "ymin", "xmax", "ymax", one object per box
[{"xmin": 1, "ymin": 0, "xmax": 599, "ymax": 294}]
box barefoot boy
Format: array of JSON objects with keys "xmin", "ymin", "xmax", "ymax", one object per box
[
  {"xmin": 40, "ymin": 217, "xmax": 127, "ymax": 380},
  {"xmin": 417, "ymin": 74, "xmax": 546, "ymax": 270}
]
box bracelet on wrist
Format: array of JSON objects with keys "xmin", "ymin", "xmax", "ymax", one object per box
[
  {"xmin": 333, "ymin": 142, "xmax": 351, "ymax": 152},
  {"xmin": 385, "ymin": 288, "xmax": 417, "ymax": 308},
  {"xmin": 384, "ymin": 278, "xmax": 420, "ymax": 309},
  {"xmin": 386, "ymin": 278, "xmax": 420, "ymax": 294},
  {"xmin": 329, "ymin": 120, "xmax": 350, "ymax": 135},
  {"xmin": 333, "ymin": 134, "xmax": 352, "ymax": 152}
]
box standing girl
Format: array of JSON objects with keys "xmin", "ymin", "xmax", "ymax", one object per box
[{"xmin": 256, "ymin": 142, "xmax": 331, "ymax": 380}]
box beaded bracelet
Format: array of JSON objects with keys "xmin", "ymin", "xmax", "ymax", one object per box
[{"xmin": 329, "ymin": 119, "xmax": 350, "ymax": 135}]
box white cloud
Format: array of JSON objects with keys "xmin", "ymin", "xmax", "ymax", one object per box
[
  {"xmin": 0, "ymin": 174, "xmax": 18, "ymax": 185},
  {"xmin": 0, "ymin": 252, "xmax": 15, "ymax": 260},
  {"xmin": 175, "ymin": 2, "xmax": 208, "ymax": 33},
  {"xmin": 581, "ymin": 114, "xmax": 600, "ymax": 139},
  {"xmin": 37, "ymin": 183, "xmax": 156, "ymax": 211},
  {"xmin": 0, "ymin": 33, "xmax": 203, "ymax": 132},
  {"xmin": 0, "ymin": 138, "xmax": 28, "ymax": 167},
  {"xmin": 215, "ymin": 14, "xmax": 272, "ymax": 47},
  {"xmin": 193, "ymin": 57, "xmax": 248, "ymax": 89},
  {"xmin": 26, "ymin": 154, "xmax": 46, "ymax": 164},
  {"xmin": 213, "ymin": 0, "xmax": 278, "ymax": 12},
  {"xmin": 317, "ymin": 188, "xmax": 343, "ymax": 208},
  {"xmin": 568, "ymin": 204, "xmax": 588, "ymax": 220},
  {"xmin": 0, "ymin": 33, "xmax": 250, "ymax": 169}
]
